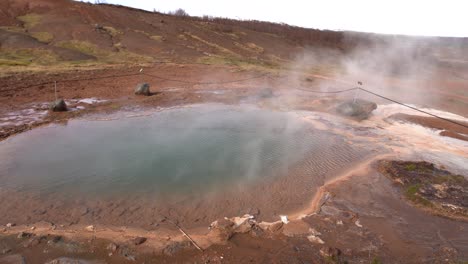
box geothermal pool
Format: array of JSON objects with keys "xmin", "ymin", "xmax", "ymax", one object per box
[
  {"xmin": 0, "ymin": 104, "xmax": 372, "ymax": 226},
  {"xmin": 0, "ymin": 105, "xmax": 325, "ymax": 196}
]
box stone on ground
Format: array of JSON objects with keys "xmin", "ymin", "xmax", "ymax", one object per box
[
  {"xmin": 50, "ymin": 99, "xmax": 68, "ymax": 112},
  {"xmin": 336, "ymin": 99, "xmax": 377, "ymax": 120},
  {"xmin": 134, "ymin": 83, "xmax": 151, "ymax": 96}
]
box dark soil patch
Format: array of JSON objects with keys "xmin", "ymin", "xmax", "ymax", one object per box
[{"xmin": 378, "ymin": 160, "xmax": 468, "ymax": 220}]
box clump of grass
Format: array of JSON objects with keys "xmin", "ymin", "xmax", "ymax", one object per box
[
  {"xmin": 150, "ymin": 35, "xmax": 164, "ymax": 42},
  {"xmin": 405, "ymin": 184, "xmax": 432, "ymax": 207},
  {"xmin": 17, "ymin": 13, "xmax": 43, "ymax": 28},
  {"xmin": 404, "ymin": 163, "xmax": 417, "ymax": 171},
  {"xmin": 103, "ymin": 26, "xmax": 121, "ymax": 38},
  {"xmin": 0, "ymin": 48, "xmax": 60, "ymax": 67},
  {"xmin": 246, "ymin": 42, "xmax": 264, "ymax": 53},
  {"xmin": 56, "ymin": 40, "xmax": 99, "ymax": 55},
  {"xmin": 31, "ymin": 32, "xmax": 54, "ymax": 43},
  {"xmin": 185, "ymin": 32, "xmax": 238, "ymax": 56},
  {"xmin": 56, "ymin": 40, "xmax": 153, "ymax": 64},
  {"xmin": 197, "ymin": 55, "xmax": 279, "ymax": 71}
]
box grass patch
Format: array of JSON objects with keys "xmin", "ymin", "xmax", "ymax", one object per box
[
  {"xmin": 0, "ymin": 48, "xmax": 60, "ymax": 67},
  {"xmin": 185, "ymin": 32, "xmax": 238, "ymax": 56},
  {"xmin": 17, "ymin": 13, "xmax": 43, "ymax": 28},
  {"xmin": 246, "ymin": 42, "xmax": 264, "ymax": 53},
  {"xmin": 150, "ymin": 35, "xmax": 164, "ymax": 42},
  {"xmin": 234, "ymin": 42, "xmax": 264, "ymax": 53},
  {"xmin": 56, "ymin": 40, "xmax": 99, "ymax": 55},
  {"xmin": 197, "ymin": 55, "xmax": 279, "ymax": 71},
  {"xmin": 404, "ymin": 163, "xmax": 417, "ymax": 171},
  {"xmin": 405, "ymin": 184, "xmax": 432, "ymax": 207},
  {"xmin": 56, "ymin": 40, "xmax": 153, "ymax": 64},
  {"xmin": 103, "ymin": 26, "xmax": 122, "ymax": 38},
  {"xmin": 31, "ymin": 32, "xmax": 54, "ymax": 43}
]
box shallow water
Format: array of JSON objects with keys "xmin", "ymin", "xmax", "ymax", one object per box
[{"xmin": 0, "ymin": 104, "xmax": 329, "ymax": 199}]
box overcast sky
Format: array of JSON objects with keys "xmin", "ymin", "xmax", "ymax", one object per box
[{"xmin": 78, "ymin": 0, "xmax": 468, "ymax": 37}]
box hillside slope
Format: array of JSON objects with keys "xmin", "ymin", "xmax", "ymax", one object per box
[
  {"xmin": 1, "ymin": 0, "xmax": 468, "ymax": 86},
  {"xmin": 0, "ymin": 0, "xmax": 309, "ymax": 68}
]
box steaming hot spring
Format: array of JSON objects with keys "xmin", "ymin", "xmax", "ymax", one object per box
[
  {"xmin": 0, "ymin": 104, "xmax": 378, "ymax": 226},
  {"xmin": 0, "ymin": 103, "xmax": 465, "ymax": 228}
]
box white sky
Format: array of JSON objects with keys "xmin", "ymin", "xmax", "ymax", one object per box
[{"xmin": 78, "ymin": 0, "xmax": 468, "ymax": 37}]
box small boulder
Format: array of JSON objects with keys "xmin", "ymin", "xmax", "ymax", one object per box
[
  {"xmin": 84, "ymin": 225, "xmax": 95, "ymax": 232},
  {"xmin": 134, "ymin": 83, "xmax": 151, "ymax": 96},
  {"xmin": 336, "ymin": 99, "xmax": 377, "ymax": 120},
  {"xmin": 6, "ymin": 223, "xmax": 15, "ymax": 228},
  {"xmin": 106, "ymin": 243, "xmax": 118, "ymax": 252},
  {"xmin": 17, "ymin": 232, "xmax": 33, "ymax": 239},
  {"xmin": 49, "ymin": 99, "xmax": 68, "ymax": 112},
  {"xmin": 132, "ymin": 237, "xmax": 147, "ymax": 245}
]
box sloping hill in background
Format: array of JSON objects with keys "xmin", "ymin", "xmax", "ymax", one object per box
[{"xmin": 1, "ymin": 0, "xmax": 468, "ymax": 71}]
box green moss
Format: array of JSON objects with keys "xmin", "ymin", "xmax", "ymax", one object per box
[
  {"xmin": 405, "ymin": 184, "xmax": 432, "ymax": 207},
  {"xmin": 31, "ymin": 32, "xmax": 54, "ymax": 43},
  {"xmin": 404, "ymin": 163, "xmax": 417, "ymax": 171},
  {"xmin": 371, "ymin": 258, "xmax": 382, "ymax": 264},
  {"xmin": 17, "ymin": 13, "xmax": 43, "ymax": 28}
]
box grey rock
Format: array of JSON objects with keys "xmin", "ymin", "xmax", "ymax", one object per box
[
  {"xmin": 336, "ymin": 99, "xmax": 377, "ymax": 120},
  {"xmin": 49, "ymin": 99, "xmax": 68, "ymax": 112},
  {"xmin": 134, "ymin": 83, "xmax": 151, "ymax": 96}
]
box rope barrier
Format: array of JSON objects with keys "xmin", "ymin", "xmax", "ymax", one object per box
[
  {"xmin": 358, "ymin": 88, "xmax": 468, "ymax": 129},
  {"xmin": 142, "ymin": 72, "xmax": 269, "ymax": 85},
  {"xmin": 297, "ymin": 86, "xmax": 468, "ymax": 129},
  {"xmin": 296, "ymin": 87, "xmax": 358, "ymax": 94}
]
